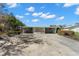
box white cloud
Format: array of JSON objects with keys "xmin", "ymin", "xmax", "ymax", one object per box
[
  {"xmin": 26, "ymin": 6, "xmax": 35, "ymax": 12},
  {"xmin": 32, "ymin": 12, "xmax": 43, "ymax": 16},
  {"xmin": 7, "ymin": 3, "xmax": 17, "ymax": 8},
  {"xmin": 40, "ymin": 13, "xmax": 56, "ymax": 19},
  {"xmin": 15, "ymin": 15, "xmax": 24, "ymax": 19},
  {"xmin": 32, "ymin": 12, "xmax": 56, "ymax": 19},
  {"xmin": 75, "ymin": 6, "xmax": 79, "ymax": 15},
  {"xmin": 32, "ymin": 19, "xmax": 39, "ymax": 22},
  {"xmin": 64, "ymin": 3, "xmax": 78, "ymax": 7},
  {"xmin": 32, "ymin": 13, "xmax": 39, "ymax": 16},
  {"xmin": 57, "ymin": 16, "xmax": 64, "ymax": 20}
]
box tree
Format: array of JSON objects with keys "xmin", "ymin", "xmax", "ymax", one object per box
[
  {"xmin": 6, "ymin": 14, "xmax": 25, "ymax": 30},
  {"xmin": 0, "ymin": 3, "xmax": 26, "ymax": 34}
]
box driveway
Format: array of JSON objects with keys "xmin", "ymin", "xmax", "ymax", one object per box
[{"xmin": 22, "ymin": 33, "xmax": 79, "ymax": 56}]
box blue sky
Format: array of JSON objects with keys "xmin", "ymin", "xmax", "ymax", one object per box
[{"xmin": 5, "ymin": 3, "xmax": 79, "ymax": 27}]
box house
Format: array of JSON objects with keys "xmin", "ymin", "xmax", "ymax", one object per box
[
  {"xmin": 45, "ymin": 27, "xmax": 56, "ymax": 33},
  {"xmin": 33, "ymin": 27, "xmax": 45, "ymax": 33},
  {"xmin": 66, "ymin": 24, "xmax": 79, "ymax": 32},
  {"xmin": 71, "ymin": 27, "xmax": 79, "ymax": 32},
  {"xmin": 71, "ymin": 23, "xmax": 79, "ymax": 32}
]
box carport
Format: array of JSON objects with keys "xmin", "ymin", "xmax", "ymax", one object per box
[{"xmin": 45, "ymin": 27, "xmax": 56, "ymax": 33}]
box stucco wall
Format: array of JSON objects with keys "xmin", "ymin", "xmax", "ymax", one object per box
[{"xmin": 71, "ymin": 28, "xmax": 79, "ymax": 32}]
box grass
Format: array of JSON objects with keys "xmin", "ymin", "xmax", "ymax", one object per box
[
  {"xmin": 57, "ymin": 31, "xmax": 79, "ymax": 41},
  {"xmin": 0, "ymin": 32, "xmax": 5, "ymax": 35},
  {"xmin": 75, "ymin": 32, "xmax": 79, "ymax": 36},
  {"xmin": 73, "ymin": 32, "xmax": 79, "ymax": 40}
]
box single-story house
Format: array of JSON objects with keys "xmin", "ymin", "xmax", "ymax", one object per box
[
  {"xmin": 67, "ymin": 25, "xmax": 79, "ymax": 32},
  {"xmin": 71, "ymin": 28, "xmax": 79, "ymax": 32},
  {"xmin": 16, "ymin": 26, "xmax": 61, "ymax": 34}
]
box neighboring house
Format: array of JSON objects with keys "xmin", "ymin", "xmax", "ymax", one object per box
[
  {"xmin": 71, "ymin": 28, "xmax": 79, "ymax": 32},
  {"xmin": 33, "ymin": 27, "xmax": 45, "ymax": 33},
  {"xmin": 67, "ymin": 25, "xmax": 79, "ymax": 32},
  {"xmin": 45, "ymin": 27, "xmax": 56, "ymax": 33},
  {"xmin": 62, "ymin": 28, "xmax": 70, "ymax": 31}
]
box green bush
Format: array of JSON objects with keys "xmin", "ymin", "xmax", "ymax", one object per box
[
  {"xmin": 15, "ymin": 30, "xmax": 22, "ymax": 34},
  {"xmin": 58, "ymin": 30, "xmax": 74, "ymax": 36},
  {"xmin": 7, "ymin": 31, "xmax": 15, "ymax": 36},
  {"xmin": 7, "ymin": 30, "xmax": 22, "ymax": 37},
  {"xmin": 73, "ymin": 32, "xmax": 79, "ymax": 40}
]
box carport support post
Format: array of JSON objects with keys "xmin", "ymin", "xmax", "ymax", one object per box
[
  {"xmin": 55, "ymin": 27, "xmax": 57, "ymax": 33},
  {"xmin": 33, "ymin": 27, "xmax": 35, "ymax": 33}
]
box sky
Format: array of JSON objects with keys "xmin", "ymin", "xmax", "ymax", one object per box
[{"xmin": 4, "ymin": 3, "xmax": 79, "ymax": 27}]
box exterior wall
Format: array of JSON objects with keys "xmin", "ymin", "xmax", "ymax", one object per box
[
  {"xmin": 18, "ymin": 27, "xmax": 58, "ymax": 34},
  {"xmin": 33, "ymin": 27, "xmax": 45, "ymax": 33},
  {"xmin": 23, "ymin": 27, "xmax": 33, "ymax": 33},
  {"xmin": 33, "ymin": 27, "xmax": 57, "ymax": 33},
  {"xmin": 71, "ymin": 28, "xmax": 79, "ymax": 32},
  {"xmin": 45, "ymin": 27, "xmax": 56, "ymax": 33}
]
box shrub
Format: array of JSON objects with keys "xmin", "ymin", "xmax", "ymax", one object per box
[
  {"xmin": 73, "ymin": 32, "xmax": 79, "ymax": 40},
  {"xmin": 7, "ymin": 31, "xmax": 15, "ymax": 37},
  {"xmin": 15, "ymin": 30, "xmax": 22, "ymax": 34},
  {"xmin": 58, "ymin": 30, "xmax": 74, "ymax": 36},
  {"xmin": 7, "ymin": 30, "xmax": 22, "ymax": 37}
]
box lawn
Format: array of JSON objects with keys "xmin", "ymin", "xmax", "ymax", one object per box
[{"xmin": 74, "ymin": 32, "xmax": 79, "ymax": 40}]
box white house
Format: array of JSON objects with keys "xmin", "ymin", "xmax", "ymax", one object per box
[
  {"xmin": 64, "ymin": 24, "xmax": 79, "ymax": 32},
  {"xmin": 71, "ymin": 28, "xmax": 79, "ymax": 32}
]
